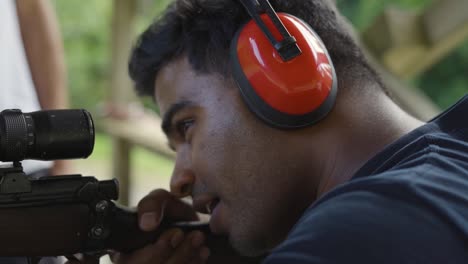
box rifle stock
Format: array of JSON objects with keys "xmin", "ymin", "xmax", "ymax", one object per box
[{"xmin": 0, "ymin": 170, "xmax": 210, "ymax": 257}]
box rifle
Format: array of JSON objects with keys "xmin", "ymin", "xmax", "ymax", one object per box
[{"xmin": 0, "ymin": 109, "xmax": 210, "ymax": 263}]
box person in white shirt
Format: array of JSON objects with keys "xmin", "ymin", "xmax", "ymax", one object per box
[
  {"xmin": 0, "ymin": 0, "xmax": 70, "ymax": 175},
  {"xmin": 0, "ymin": 0, "xmax": 71, "ymax": 263}
]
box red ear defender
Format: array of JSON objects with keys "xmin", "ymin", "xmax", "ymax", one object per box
[{"xmin": 231, "ymin": 0, "xmax": 337, "ymax": 129}]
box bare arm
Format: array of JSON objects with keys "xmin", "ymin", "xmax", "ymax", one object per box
[
  {"xmin": 16, "ymin": 0, "xmax": 69, "ymax": 110},
  {"xmin": 16, "ymin": 0, "xmax": 72, "ymax": 174}
]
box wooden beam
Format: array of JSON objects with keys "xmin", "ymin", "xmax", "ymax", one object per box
[
  {"xmin": 363, "ymin": 0, "xmax": 468, "ymax": 79},
  {"xmin": 413, "ymin": 0, "xmax": 468, "ymax": 77},
  {"xmin": 98, "ymin": 112, "xmax": 175, "ymax": 161},
  {"xmin": 363, "ymin": 7, "xmax": 426, "ymax": 59},
  {"xmin": 424, "ymin": 0, "xmax": 468, "ymax": 44}
]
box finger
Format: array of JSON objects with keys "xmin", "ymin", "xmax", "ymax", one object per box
[
  {"xmin": 138, "ymin": 189, "xmax": 198, "ymax": 231},
  {"xmin": 64, "ymin": 259, "xmax": 99, "ymax": 264},
  {"xmin": 186, "ymin": 247, "xmax": 211, "ymax": 264},
  {"xmin": 108, "ymin": 251, "xmax": 119, "ymax": 263},
  {"xmin": 200, "ymin": 247, "xmax": 211, "ymax": 263},
  {"xmin": 166, "ymin": 231, "xmax": 207, "ymax": 264},
  {"xmin": 115, "ymin": 228, "xmax": 184, "ymax": 264},
  {"xmin": 65, "ymin": 254, "xmax": 100, "ymax": 264}
]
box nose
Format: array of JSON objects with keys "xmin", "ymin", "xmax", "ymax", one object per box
[
  {"xmin": 170, "ymin": 148, "xmax": 195, "ymax": 197},
  {"xmin": 170, "ymin": 170, "xmax": 195, "ymax": 197}
]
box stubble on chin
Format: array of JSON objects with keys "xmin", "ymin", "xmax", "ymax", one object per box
[{"xmin": 227, "ymin": 209, "xmax": 274, "ymax": 257}]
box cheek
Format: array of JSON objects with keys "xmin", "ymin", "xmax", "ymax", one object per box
[
  {"xmin": 189, "ymin": 89, "xmax": 284, "ymax": 197},
  {"xmin": 190, "ymin": 116, "xmax": 238, "ymax": 189},
  {"xmin": 191, "ymin": 110, "xmax": 262, "ymax": 199}
]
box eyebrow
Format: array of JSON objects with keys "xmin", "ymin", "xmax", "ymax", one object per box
[{"xmin": 161, "ymin": 100, "xmax": 195, "ymax": 136}]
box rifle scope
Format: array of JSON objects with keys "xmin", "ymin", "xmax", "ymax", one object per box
[{"xmin": 0, "ymin": 109, "xmax": 94, "ymax": 162}]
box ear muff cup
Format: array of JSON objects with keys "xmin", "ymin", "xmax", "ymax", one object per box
[{"xmin": 230, "ymin": 13, "xmax": 338, "ymax": 129}]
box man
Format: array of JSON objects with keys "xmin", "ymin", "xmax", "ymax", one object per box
[
  {"xmin": 0, "ymin": 0, "xmax": 70, "ymax": 263},
  {"xmin": 115, "ymin": 0, "xmax": 468, "ymax": 263}
]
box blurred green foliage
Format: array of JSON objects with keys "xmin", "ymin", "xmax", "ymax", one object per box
[
  {"xmin": 337, "ymin": 0, "xmax": 432, "ymax": 31},
  {"xmin": 53, "ymin": 0, "xmax": 466, "ymax": 111},
  {"xmin": 52, "ymin": 0, "xmax": 111, "ymax": 109},
  {"xmin": 51, "ymin": 0, "xmax": 171, "ymax": 110}
]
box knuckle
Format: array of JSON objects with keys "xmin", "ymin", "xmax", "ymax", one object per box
[{"xmin": 137, "ymin": 189, "xmax": 171, "ymax": 211}]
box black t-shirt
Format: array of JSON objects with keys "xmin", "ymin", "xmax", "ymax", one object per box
[{"xmin": 264, "ymin": 95, "xmax": 468, "ymax": 264}]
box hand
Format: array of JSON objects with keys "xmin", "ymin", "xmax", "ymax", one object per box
[
  {"xmin": 65, "ymin": 189, "xmax": 262, "ymax": 264},
  {"xmin": 113, "ymin": 189, "xmax": 210, "ymax": 264},
  {"xmin": 50, "ymin": 160, "xmax": 74, "ymax": 175},
  {"xmin": 64, "ymin": 254, "xmax": 100, "ymax": 264}
]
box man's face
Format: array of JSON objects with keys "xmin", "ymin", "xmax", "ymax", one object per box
[{"xmin": 155, "ymin": 57, "xmax": 319, "ymax": 256}]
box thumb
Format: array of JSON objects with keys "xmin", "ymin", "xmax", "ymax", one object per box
[
  {"xmin": 138, "ymin": 189, "xmax": 198, "ymax": 231},
  {"xmin": 64, "ymin": 255, "xmax": 100, "ymax": 264}
]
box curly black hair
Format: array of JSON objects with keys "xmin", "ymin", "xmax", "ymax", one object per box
[{"xmin": 129, "ymin": 0, "xmax": 384, "ymax": 96}]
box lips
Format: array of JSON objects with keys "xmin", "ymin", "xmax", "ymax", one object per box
[
  {"xmin": 206, "ymin": 198, "xmax": 220, "ymax": 214},
  {"xmin": 192, "ymin": 195, "xmax": 226, "ymax": 234},
  {"xmin": 192, "ymin": 195, "xmax": 220, "ymax": 215}
]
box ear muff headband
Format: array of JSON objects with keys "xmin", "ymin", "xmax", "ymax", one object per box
[{"xmin": 231, "ymin": 1, "xmax": 337, "ymax": 129}]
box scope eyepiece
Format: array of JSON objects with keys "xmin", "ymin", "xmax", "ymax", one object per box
[{"xmin": 0, "ymin": 109, "xmax": 95, "ymax": 162}]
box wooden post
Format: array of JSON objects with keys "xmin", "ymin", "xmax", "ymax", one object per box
[
  {"xmin": 112, "ymin": 138, "xmax": 132, "ymax": 205},
  {"xmin": 109, "ymin": 0, "xmax": 138, "ymax": 106},
  {"xmin": 108, "ymin": 0, "xmax": 138, "ymax": 205}
]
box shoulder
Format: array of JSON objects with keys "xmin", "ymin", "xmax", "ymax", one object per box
[{"xmin": 264, "ymin": 188, "xmax": 468, "ymax": 264}]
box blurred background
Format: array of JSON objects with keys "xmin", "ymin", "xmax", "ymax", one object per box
[{"xmin": 48, "ymin": 0, "xmax": 467, "ymax": 207}]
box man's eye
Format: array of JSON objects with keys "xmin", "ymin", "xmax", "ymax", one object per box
[{"xmin": 176, "ymin": 119, "xmax": 194, "ymax": 139}]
